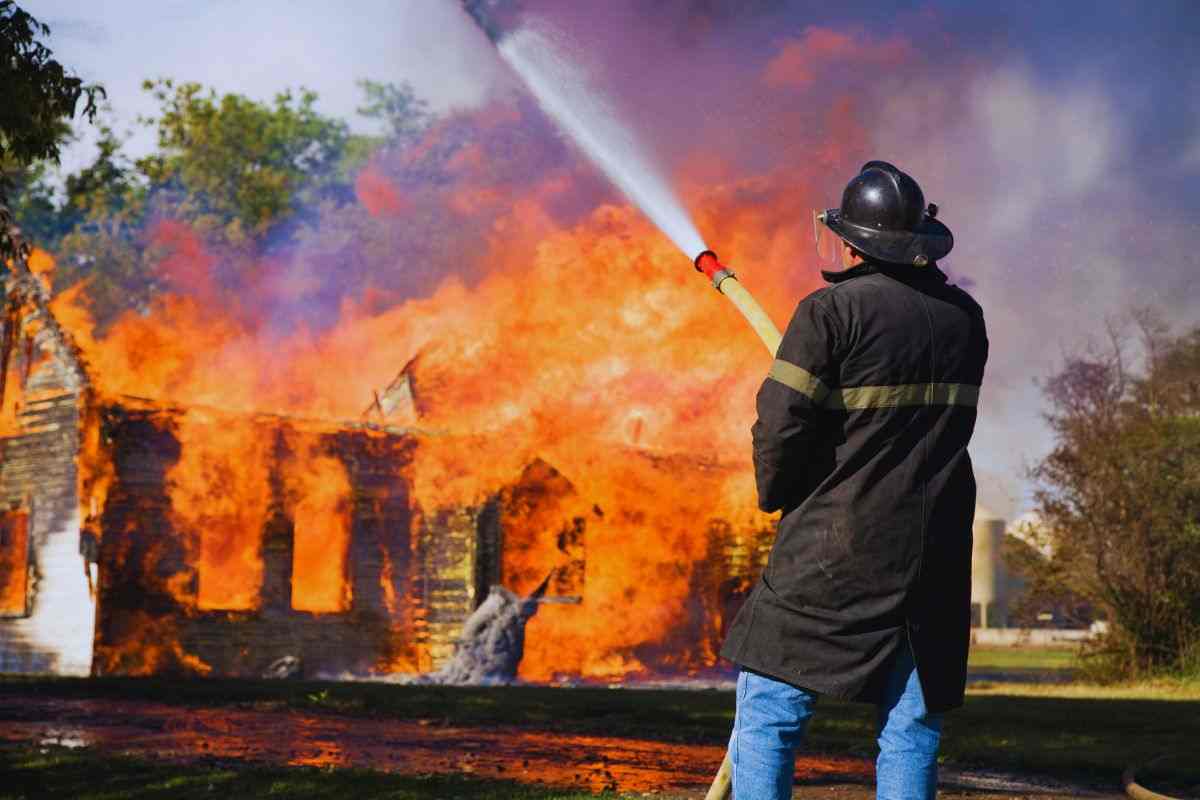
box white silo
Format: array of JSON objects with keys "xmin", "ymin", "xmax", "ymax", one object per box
[{"xmin": 971, "ymin": 505, "xmax": 1007, "ymax": 628}]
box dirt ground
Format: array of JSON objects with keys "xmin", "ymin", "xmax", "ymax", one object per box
[{"xmin": 0, "ymin": 695, "xmax": 1124, "ymax": 799}]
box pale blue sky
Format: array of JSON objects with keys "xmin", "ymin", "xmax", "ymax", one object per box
[{"xmin": 29, "ymin": 0, "xmax": 503, "ymax": 172}]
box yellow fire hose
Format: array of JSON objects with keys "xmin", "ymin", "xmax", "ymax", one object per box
[
  {"xmin": 1124, "ymin": 757, "xmax": 1186, "ymax": 800},
  {"xmin": 704, "ymin": 752, "xmax": 735, "ymax": 800},
  {"xmin": 713, "ymin": 273, "xmax": 783, "ymax": 355},
  {"xmin": 694, "ymin": 251, "xmax": 783, "ymax": 356},
  {"xmin": 692, "ymin": 250, "xmax": 781, "ymax": 800}
]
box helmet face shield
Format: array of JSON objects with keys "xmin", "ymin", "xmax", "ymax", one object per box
[{"xmin": 812, "ymin": 208, "xmax": 846, "ymax": 269}]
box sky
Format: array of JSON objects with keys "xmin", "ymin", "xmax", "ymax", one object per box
[
  {"xmin": 25, "ymin": 1, "xmax": 1200, "ymax": 519},
  {"xmin": 33, "ymin": 0, "xmax": 503, "ymax": 172}
]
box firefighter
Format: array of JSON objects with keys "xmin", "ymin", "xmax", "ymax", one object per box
[{"xmin": 720, "ymin": 161, "xmax": 988, "ymax": 799}]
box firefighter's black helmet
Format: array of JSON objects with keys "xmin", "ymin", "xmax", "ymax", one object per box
[{"xmin": 819, "ymin": 161, "xmax": 953, "ymax": 266}]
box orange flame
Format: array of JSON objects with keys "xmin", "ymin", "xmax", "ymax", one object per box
[
  {"xmin": 167, "ymin": 411, "xmax": 273, "ymax": 611},
  {"xmin": 283, "ymin": 441, "xmax": 352, "ymax": 613},
  {"xmin": 355, "ymin": 167, "xmax": 407, "ymax": 217}
]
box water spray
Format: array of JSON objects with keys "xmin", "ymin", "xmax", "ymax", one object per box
[{"xmin": 460, "ymin": 1, "xmax": 782, "ymax": 356}]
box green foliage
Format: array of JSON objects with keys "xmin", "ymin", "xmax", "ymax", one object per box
[
  {"xmin": 64, "ymin": 122, "xmax": 137, "ymax": 221},
  {"xmin": 6, "ymin": 71, "xmax": 439, "ymax": 325},
  {"xmin": 56, "ymin": 222, "xmax": 158, "ymax": 322},
  {"xmin": 356, "ymin": 79, "xmax": 432, "ymax": 145},
  {"xmin": 0, "ymin": 2, "xmax": 102, "ymax": 163},
  {"xmin": 1001, "ymin": 533, "xmax": 1095, "ymax": 628},
  {"xmin": 2, "ymin": 160, "xmax": 61, "ymax": 245},
  {"xmin": 0, "ymin": 1, "xmax": 103, "ymax": 263},
  {"xmin": 42, "ymin": 120, "xmax": 156, "ymax": 321},
  {"xmin": 38, "ymin": 79, "xmax": 434, "ymax": 325},
  {"xmin": 5, "ymin": 120, "xmax": 135, "ymax": 254},
  {"xmin": 1029, "ymin": 310, "xmax": 1200, "ymax": 680},
  {"xmin": 135, "ymin": 79, "xmax": 351, "ymax": 245}
]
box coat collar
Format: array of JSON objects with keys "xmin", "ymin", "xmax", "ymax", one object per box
[
  {"xmin": 821, "ymin": 262, "xmax": 878, "ymax": 283},
  {"xmin": 822, "ymin": 260, "xmax": 948, "ymax": 285}
]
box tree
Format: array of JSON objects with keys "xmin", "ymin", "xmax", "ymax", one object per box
[
  {"xmin": 41, "ymin": 120, "xmax": 156, "ymax": 323},
  {"xmin": 63, "ymin": 122, "xmax": 136, "ymax": 221},
  {"xmin": 0, "ymin": 1, "xmax": 102, "ymax": 263},
  {"xmin": 1026, "ymin": 310, "xmax": 1200, "ymax": 678},
  {"xmin": 1002, "ymin": 532, "xmax": 1095, "ymax": 629},
  {"xmin": 135, "ymin": 79, "xmax": 352, "ymax": 246},
  {"xmin": 356, "ymin": 79, "xmax": 432, "ymax": 146},
  {"xmin": 20, "ymin": 77, "xmax": 437, "ymax": 326},
  {"xmin": 4, "ymin": 160, "xmax": 62, "ymax": 248},
  {"xmin": 5, "ymin": 120, "xmax": 134, "ymax": 253},
  {"xmin": 51, "ymin": 81, "xmax": 362, "ymax": 324}
]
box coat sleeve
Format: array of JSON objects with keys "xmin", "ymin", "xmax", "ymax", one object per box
[{"xmin": 752, "ymin": 293, "xmax": 840, "ymax": 512}]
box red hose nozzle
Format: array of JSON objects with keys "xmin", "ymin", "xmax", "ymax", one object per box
[
  {"xmin": 694, "ymin": 249, "xmax": 735, "ymax": 290},
  {"xmin": 694, "ymin": 250, "xmax": 723, "ymax": 280}
]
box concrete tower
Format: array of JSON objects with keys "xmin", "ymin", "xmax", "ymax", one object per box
[{"xmin": 971, "ymin": 505, "xmax": 1007, "ymax": 628}]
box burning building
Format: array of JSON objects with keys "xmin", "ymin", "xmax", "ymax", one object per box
[
  {"xmin": 0, "ymin": 242, "xmax": 1013, "ymax": 683},
  {"xmin": 0, "ymin": 257, "xmax": 775, "ymax": 681}
]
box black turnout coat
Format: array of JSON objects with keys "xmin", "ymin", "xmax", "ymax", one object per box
[{"xmin": 720, "ymin": 261, "xmax": 988, "ymax": 713}]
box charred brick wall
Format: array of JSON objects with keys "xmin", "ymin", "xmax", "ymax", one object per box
[{"xmin": 92, "ymin": 403, "xmax": 444, "ymax": 678}]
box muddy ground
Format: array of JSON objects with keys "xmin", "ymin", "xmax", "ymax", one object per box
[{"xmin": 0, "ymin": 695, "xmax": 1125, "ymax": 799}]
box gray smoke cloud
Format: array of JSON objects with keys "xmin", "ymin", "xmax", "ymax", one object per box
[
  {"xmin": 873, "ymin": 59, "xmax": 1199, "ymax": 510},
  {"xmin": 457, "ymin": 1, "xmax": 1200, "ymax": 512}
]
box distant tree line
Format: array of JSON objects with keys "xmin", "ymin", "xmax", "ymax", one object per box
[
  {"xmin": 1014, "ymin": 310, "xmax": 1200, "ymax": 680},
  {"xmin": 5, "ymin": 73, "xmax": 434, "ymax": 325}
]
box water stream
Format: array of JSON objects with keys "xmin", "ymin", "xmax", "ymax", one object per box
[{"xmin": 499, "ymin": 22, "xmax": 709, "ymax": 260}]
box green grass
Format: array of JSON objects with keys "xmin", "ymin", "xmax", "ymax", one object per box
[
  {"xmin": 966, "ymin": 646, "xmax": 1079, "ymax": 671},
  {"xmin": 2, "ymin": 674, "xmax": 1198, "ymax": 795},
  {"xmin": 812, "ymin": 692, "xmax": 1198, "ymax": 788},
  {"xmin": 0, "ymin": 744, "xmax": 630, "ymax": 800}
]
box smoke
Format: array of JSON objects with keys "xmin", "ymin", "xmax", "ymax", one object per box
[
  {"xmin": 875, "ymin": 59, "xmax": 1198, "ymax": 500},
  {"xmin": 452, "ymin": 0, "xmax": 1200, "ymax": 507},
  {"xmin": 68, "ymin": 1, "xmax": 1200, "ymax": 511}
]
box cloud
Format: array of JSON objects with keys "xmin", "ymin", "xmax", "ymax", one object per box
[
  {"xmin": 868, "ymin": 56, "xmax": 1200, "ymax": 507},
  {"xmin": 968, "ymin": 67, "xmax": 1116, "ymax": 234},
  {"xmin": 763, "ymin": 26, "xmax": 915, "ymax": 88}
]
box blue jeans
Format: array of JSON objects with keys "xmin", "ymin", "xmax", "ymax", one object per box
[{"xmin": 728, "ymin": 643, "xmax": 943, "ymax": 799}]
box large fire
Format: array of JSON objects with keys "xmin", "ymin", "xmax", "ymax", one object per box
[{"xmin": 28, "ymin": 20, "xmax": 888, "ymax": 681}]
